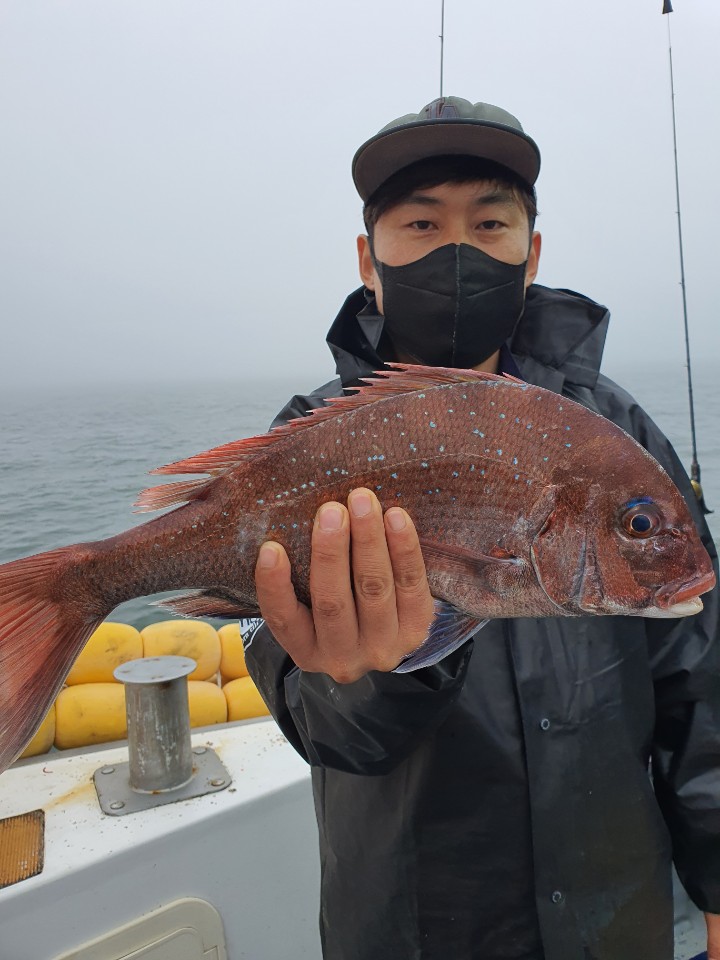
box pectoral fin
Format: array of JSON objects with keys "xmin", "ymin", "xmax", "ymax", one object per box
[
  {"xmin": 419, "ymin": 539, "xmax": 520, "ymax": 576},
  {"xmin": 392, "ymin": 599, "xmax": 486, "ymax": 673}
]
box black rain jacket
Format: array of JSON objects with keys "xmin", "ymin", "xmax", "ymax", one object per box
[{"xmin": 246, "ymin": 284, "xmax": 720, "ymax": 960}]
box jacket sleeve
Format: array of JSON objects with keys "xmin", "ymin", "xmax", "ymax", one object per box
[
  {"xmin": 643, "ymin": 430, "xmax": 720, "ymax": 913},
  {"xmin": 594, "ymin": 380, "xmax": 720, "ymax": 913},
  {"xmin": 246, "ymin": 622, "xmax": 472, "ymax": 774}
]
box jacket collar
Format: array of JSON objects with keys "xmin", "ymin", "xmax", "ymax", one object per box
[{"xmin": 326, "ymin": 283, "xmax": 610, "ymax": 394}]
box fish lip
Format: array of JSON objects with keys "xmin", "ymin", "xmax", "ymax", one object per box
[{"xmin": 654, "ymin": 569, "xmax": 716, "ymax": 609}]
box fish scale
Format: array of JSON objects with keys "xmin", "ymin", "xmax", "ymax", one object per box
[{"xmin": 0, "ymin": 364, "xmax": 714, "ymax": 773}]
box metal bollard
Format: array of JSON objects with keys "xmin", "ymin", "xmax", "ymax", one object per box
[{"xmin": 113, "ymin": 656, "xmax": 195, "ymax": 794}]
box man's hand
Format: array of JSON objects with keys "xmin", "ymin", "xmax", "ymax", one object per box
[
  {"xmin": 707, "ymin": 911, "xmax": 720, "ymax": 960},
  {"xmin": 254, "ymin": 488, "xmax": 435, "ymax": 683}
]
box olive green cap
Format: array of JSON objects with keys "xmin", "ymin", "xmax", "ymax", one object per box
[{"xmin": 352, "ymin": 96, "xmax": 541, "ymax": 202}]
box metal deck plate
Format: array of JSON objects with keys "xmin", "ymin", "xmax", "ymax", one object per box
[{"xmin": 94, "ymin": 747, "xmax": 231, "ymax": 816}]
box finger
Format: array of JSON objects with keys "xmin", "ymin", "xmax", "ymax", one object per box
[
  {"xmin": 309, "ymin": 501, "xmax": 359, "ymax": 671},
  {"xmin": 384, "ymin": 507, "xmax": 435, "ymax": 645},
  {"xmin": 254, "ymin": 540, "xmax": 318, "ymax": 669},
  {"xmin": 347, "ymin": 488, "xmax": 400, "ymax": 669}
]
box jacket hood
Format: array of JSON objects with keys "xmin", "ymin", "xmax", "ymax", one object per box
[{"xmin": 326, "ymin": 283, "xmax": 610, "ymax": 393}]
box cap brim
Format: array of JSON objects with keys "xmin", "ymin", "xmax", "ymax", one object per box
[{"xmin": 352, "ymin": 119, "xmax": 540, "ymax": 202}]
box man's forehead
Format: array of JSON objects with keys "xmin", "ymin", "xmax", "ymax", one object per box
[{"xmin": 393, "ymin": 182, "xmax": 522, "ymax": 209}]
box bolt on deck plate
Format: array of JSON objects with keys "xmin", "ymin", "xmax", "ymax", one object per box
[{"xmin": 94, "ymin": 748, "xmax": 231, "ymax": 816}]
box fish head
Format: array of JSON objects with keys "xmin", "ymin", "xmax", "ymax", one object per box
[{"xmin": 530, "ymin": 436, "xmax": 716, "ymax": 619}]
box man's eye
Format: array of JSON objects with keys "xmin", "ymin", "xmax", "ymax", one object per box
[
  {"xmin": 478, "ymin": 220, "xmax": 503, "ymax": 231},
  {"xmin": 410, "ymin": 220, "xmax": 434, "ymax": 231}
]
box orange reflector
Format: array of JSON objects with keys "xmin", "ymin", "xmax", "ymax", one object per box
[{"xmin": 0, "ymin": 809, "xmax": 44, "ymax": 888}]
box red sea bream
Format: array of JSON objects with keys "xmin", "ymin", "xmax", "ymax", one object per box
[{"xmin": 0, "ymin": 365, "xmax": 714, "ymax": 772}]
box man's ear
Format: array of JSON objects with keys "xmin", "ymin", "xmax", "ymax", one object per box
[
  {"xmin": 524, "ymin": 231, "xmax": 542, "ymax": 289},
  {"xmin": 357, "ymin": 234, "xmax": 376, "ymax": 291}
]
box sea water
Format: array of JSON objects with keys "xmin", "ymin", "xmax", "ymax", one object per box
[{"xmin": 1, "ymin": 361, "xmax": 718, "ymax": 629}]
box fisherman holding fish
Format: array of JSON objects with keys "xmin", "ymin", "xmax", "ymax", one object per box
[{"xmin": 248, "ymin": 99, "xmax": 720, "ymax": 960}]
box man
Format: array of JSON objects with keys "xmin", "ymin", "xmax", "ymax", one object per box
[{"xmin": 246, "ymin": 97, "xmax": 720, "ymax": 960}]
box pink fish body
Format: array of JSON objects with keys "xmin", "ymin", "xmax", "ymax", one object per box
[{"xmin": 0, "ymin": 365, "xmax": 714, "ymax": 771}]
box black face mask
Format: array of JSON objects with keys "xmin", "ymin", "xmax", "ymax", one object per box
[{"xmin": 373, "ymin": 243, "xmax": 528, "ymax": 369}]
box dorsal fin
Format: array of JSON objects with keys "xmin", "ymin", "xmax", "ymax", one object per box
[
  {"xmin": 151, "ymin": 364, "xmax": 517, "ymax": 478},
  {"xmin": 137, "ymin": 364, "xmax": 524, "ymax": 511}
]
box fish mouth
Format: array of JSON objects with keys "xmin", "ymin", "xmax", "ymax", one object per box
[
  {"xmin": 641, "ymin": 597, "xmax": 704, "ymax": 618},
  {"xmin": 653, "ymin": 569, "xmax": 717, "ymax": 611}
]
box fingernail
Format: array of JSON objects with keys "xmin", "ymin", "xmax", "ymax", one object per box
[
  {"xmin": 386, "ymin": 508, "xmax": 407, "ymax": 532},
  {"xmin": 350, "ymin": 491, "xmax": 372, "ymax": 518},
  {"xmin": 319, "ymin": 503, "xmax": 343, "ymax": 531},
  {"xmin": 258, "ymin": 542, "xmax": 280, "ymax": 569}
]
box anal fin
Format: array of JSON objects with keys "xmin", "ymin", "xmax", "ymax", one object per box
[
  {"xmin": 154, "ymin": 590, "xmax": 259, "ymax": 620},
  {"xmin": 392, "ymin": 600, "xmax": 486, "ymax": 673}
]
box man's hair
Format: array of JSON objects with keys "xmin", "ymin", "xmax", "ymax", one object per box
[{"xmin": 362, "ymin": 155, "xmax": 538, "ymax": 239}]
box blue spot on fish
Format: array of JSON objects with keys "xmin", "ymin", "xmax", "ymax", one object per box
[{"xmin": 626, "ymin": 496, "xmax": 654, "ymax": 508}]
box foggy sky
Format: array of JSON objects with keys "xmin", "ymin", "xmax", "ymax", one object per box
[{"xmin": 1, "ymin": 0, "xmax": 718, "ymax": 391}]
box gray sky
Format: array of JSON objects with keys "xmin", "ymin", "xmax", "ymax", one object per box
[{"xmin": 1, "ymin": 0, "xmax": 718, "ymax": 390}]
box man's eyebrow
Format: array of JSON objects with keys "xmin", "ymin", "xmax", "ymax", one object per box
[{"xmin": 472, "ymin": 190, "xmax": 519, "ymax": 208}]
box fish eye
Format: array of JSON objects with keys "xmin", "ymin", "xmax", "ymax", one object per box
[{"xmin": 620, "ymin": 502, "xmax": 662, "ymax": 539}]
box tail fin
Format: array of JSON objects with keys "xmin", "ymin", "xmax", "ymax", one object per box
[{"xmin": 0, "ymin": 547, "xmax": 108, "ymax": 773}]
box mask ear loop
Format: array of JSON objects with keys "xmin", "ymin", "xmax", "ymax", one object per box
[{"xmin": 366, "ymin": 232, "xmax": 384, "ymax": 285}]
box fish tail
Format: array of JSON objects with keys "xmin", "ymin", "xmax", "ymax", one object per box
[{"xmin": 0, "ymin": 546, "xmax": 109, "ymax": 772}]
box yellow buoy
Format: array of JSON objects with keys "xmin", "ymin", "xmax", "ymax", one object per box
[
  {"xmin": 223, "ymin": 676, "xmax": 270, "ymax": 722},
  {"xmin": 188, "ymin": 681, "xmax": 228, "ymax": 727},
  {"xmin": 18, "ymin": 704, "xmax": 56, "ymax": 759},
  {"xmin": 55, "ymin": 684, "xmax": 127, "ymax": 750},
  {"xmin": 218, "ymin": 623, "xmax": 249, "ymax": 681},
  {"xmin": 66, "ymin": 621, "xmax": 143, "ymax": 685},
  {"xmin": 141, "ymin": 620, "xmax": 221, "ymax": 681}
]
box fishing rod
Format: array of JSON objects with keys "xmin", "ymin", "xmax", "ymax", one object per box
[
  {"xmin": 662, "ymin": 0, "xmax": 711, "ymax": 513},
  {"xmin": 439, "ymin": 0, "xmax": 445, "ymax": 98}
]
